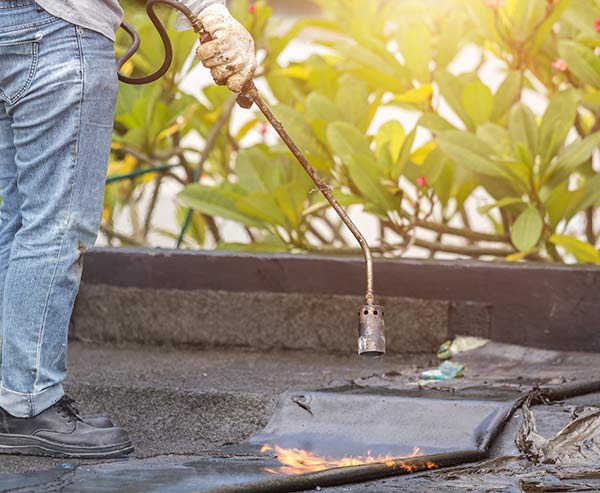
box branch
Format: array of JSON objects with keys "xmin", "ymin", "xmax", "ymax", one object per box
[
  {"xmin": 143, "ymin": 175, "xmax": 162, "ymax": 238},
  {"xmin": 385, "ymin": 221, "xmax": 518, "ymax": 258},
  {"xmin": 586, "ymin": 207, "xmax": 595, "ymax": 245},
  {"xmin": 393, "ymin": 215, "xmax": 510, "ymax": 243},
  {"xmin": 194, "ymin": 95, "xmax": 237, "ymax": 180},
  {"xmin": 100, "ymin": 224, "xmax": 146, "ymax": 247}
]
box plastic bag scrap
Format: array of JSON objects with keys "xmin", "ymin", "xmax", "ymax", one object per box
[
  {"xmin": 517, "ymin": 400, "xmax": 600, "ymax": 466},
  {"xmin": 421, "ymin": 361, "xmax": 466, "ymax": 381},
  {"xmin": 438, "ymin": 336, "xmax": 489, "ymax": 360}
]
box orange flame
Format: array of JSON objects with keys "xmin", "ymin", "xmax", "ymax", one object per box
[{"xmin": 261, "ymin": 445, "xmax": 437, "ymax": 475}]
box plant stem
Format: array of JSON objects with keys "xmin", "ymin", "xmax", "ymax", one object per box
[
  {"xmin": 143, "ymin": 175, "xmax": 163, "ymax": 238},
  {"xmin": 176, "ymin": 94, "xmax": 237, "ymax": 248},
  {"xmin": 100, "ymin": 224, "xmax": 146, "ymax": 247}
]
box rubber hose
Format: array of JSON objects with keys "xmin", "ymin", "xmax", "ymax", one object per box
[{"xmin": 117, "ymin": 0, "xmax": 198, "ymax": 85}]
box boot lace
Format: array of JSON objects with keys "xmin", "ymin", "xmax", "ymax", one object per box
[{"xmin": 54, "ymin": 396, "xmax": 83, "ymax": 424}]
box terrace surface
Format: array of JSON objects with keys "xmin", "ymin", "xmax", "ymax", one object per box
[
  {"xmin": 2, "ymin": 340, "xmax": 600, "ymax": 492},
  {"xmin": 3, "ymin": 250, "xmax": 600, "ymax": 491}
]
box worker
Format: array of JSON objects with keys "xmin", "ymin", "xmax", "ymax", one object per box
[{"xmin": 0, "ymin": 0, "xmax": 255, "ymax": 457}]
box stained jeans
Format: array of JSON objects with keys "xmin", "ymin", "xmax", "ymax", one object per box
[{"xmin": 0, "ymin": 0, "xmax": 117, "ymax": 417}]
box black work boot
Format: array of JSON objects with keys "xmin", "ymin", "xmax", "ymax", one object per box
[
  {"xmin": 0, "ymin": 396, "xmax": 133, "ymax": 458},
  {"xmin": 61, "ymin": 396, "xmax": 115, "ymax": 429},
  {"xmin": 84, "ymin": 415, "xmax": 115, "ymax": 429}
]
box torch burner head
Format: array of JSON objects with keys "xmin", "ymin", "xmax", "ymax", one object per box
[{"xmin": 358, "ymin": 304, "xmax": 386, "ymax": 357}]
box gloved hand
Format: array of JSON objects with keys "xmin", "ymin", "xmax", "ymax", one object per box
[{"xmin": 190, "ymin": 4, "xmax": 256, "ymax": 93}]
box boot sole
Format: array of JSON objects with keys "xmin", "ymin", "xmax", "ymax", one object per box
[{"xmin": 0, "ymin": 433, "xmax": 134, "ymax": 459}]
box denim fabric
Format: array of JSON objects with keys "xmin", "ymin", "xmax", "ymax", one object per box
[{"xmin": 0, "ymin": 0, "xmax": 117, "ymax": 417}]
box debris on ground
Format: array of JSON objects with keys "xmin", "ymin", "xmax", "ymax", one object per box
[
  {"xmin": 421, "ymin": 361, "xmax": 466, "ymax": 381},
  {"xmin": 437, "ymin": 336, "xmax": 489, "ymax": 360}
]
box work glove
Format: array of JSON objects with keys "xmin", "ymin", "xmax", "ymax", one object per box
[{"xmin": 177, "ymin": 2, "xmax": 256, "ymax": 93}]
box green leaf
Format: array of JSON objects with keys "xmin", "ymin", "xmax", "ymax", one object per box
[
  {"xmin": 376, "ymin": 121, "xmax": 405, "ymax": 162},
  {"xmin": 235, "ymin": 148, "xmax": 280, "ymax": 194},
  {"xmin": 392, "ymin": 129, "xmax": 417, "ymax": 181},
  {"xmin": 545, "ymin": 182, "xmax": 584, "ymax": 228},
  {"xmin": 418, "ymin": 113, "xmax": 456, "ymax": 133},
  {"xmin": 335, "ymin": 74, "xmax": 371, "ymax": 132},
  {"xmin": 178, "ymin": 184, "xmax": 263, "ymax": 228},
  {"xmin": 274, "ymin": 183, "xmax": 309, "ymax": 229},
  {"xmin": 573, "ymin": 174, "xmax": 600, "ymax": 216},
  {"xmin": 477, "ymin": 123, "xmax": 514, "ymax": 160},
  {"xmin": 549, "ymin": 234, "xmax": 600, "ymax": 264},
  {"xmin": 377, "ymin": 143, "xmax": 394, "ymax": 175},
  {"xmin": 305, "ymin": 93, "xmax": 343, "ymax": 123},
  {"xmin": 545, "ymin": 132, "xmax": 600, "ymax": 185},
  {"xmin": 539, "ymin": 91, "xmax": 578, "ymax": 167},
  {"xmin": 437, "ymin": 130, "xmax": 512, "ymax": 179},
  {"xmin": 236, "ymin": 193, "xmax": 287, "ymax": 226},
  {"xmin": 461, "ymin": 81, "xmax": 494, "ymax": 127},
  {"xmin": 327, "ymin": 121, "xmax": 373, "ymax": 163},
  {"xmin": 508, "ymin": 103, "xmax": 538, "ymax": 165},
  {"xmin": 437, "ymin": 12, "xmax": 466, "ymax": 68},
  {"xmin": 559, "ymin": 40, "xmax": 600, "ymax": 88},
  {"xmin": 477, "ymin": 197, "xmax": 524, "ymax": 215},
  {"xmin": 437, "ymin": 71, "xmax": 474, "ymax": 130},
  {"xmin": 327, "ymin": 122, "xmax": 397, "ymax": 211},
  {"xmin": 532, "ymin": 0, "xmax": 572, "ymax": 51},
  {"xmin": 511, "ymin": 207, "xmax": 544, "ymax": 253},
  {"xmin": 273, "ymin": 105, "xmax": 332, "ymax": 172},
  {"xmin": 398, "ymin": 21, "xmax": 432, "ymax": 83},
  {"xmin": 391, "ymin": 85, "xmax": 433, "ymax": 105},
  {"xmin": 491, "ymin": 71, "xmax": 522, "ymax": 121}
]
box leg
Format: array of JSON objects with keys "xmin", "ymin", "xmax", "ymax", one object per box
[
  {"xmin": 0, "ymin": 104, "xmax": 21, "ymax": 373},
  {"xmin": 0, "ymin": 8, "xmax": 117, "ymax": 418}
]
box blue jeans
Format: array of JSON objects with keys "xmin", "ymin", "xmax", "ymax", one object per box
[{"xmin": 0, "ymin": 0, "xmax": 117, "ymax": 417}]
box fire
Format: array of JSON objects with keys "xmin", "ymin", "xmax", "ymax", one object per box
[{"xmin": 261, "ymin": 445, "xmax": 437, "ymax": 475}]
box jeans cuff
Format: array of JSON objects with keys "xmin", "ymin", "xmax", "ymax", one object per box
[{"xmin": 0, "ymin": 383, "xmax": 64, "ymax": 418}]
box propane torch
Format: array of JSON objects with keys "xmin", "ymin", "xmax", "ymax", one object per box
[{"xmin": 117, "ymin": 0, "xmax": 386, "ymax": 357}]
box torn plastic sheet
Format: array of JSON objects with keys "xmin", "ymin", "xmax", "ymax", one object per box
[
  {"xmin": 437, "ymin": 336, "xmax": 489, "ymax": 360},
  {"xmin": 517, "ymin": 400, "xmax": 600, "ymax": 466}
]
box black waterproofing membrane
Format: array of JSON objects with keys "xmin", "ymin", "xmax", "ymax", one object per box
[
  {"xmin": 2, "ymin": 383, "xmax": 600, "ymax": 493},
  {"xmin": 196, "ymin": 386, "xmax": 523, "ymax": 493},
  {"xmin": 251, "ymin": 386, "xmax": 522, "ymax": 459}
]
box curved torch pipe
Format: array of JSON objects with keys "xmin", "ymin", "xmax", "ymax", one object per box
[{"xmin": 116, "ymin": 0, "xmax": 384, "ymax": 354}]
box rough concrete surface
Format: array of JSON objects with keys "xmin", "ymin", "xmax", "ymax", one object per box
[{"xmin": 72, "ymin": 285, "xmax": 449, "ymax": 354}]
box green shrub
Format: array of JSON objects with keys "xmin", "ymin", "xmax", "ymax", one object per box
[{"xmin": 106, "ymin": 0, "xmax": 600, "ymax": 263}]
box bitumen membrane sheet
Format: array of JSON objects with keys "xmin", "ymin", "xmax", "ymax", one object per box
[{"xmin": 1, "ymin": 341, "xmax": 600, "ymax": 492}]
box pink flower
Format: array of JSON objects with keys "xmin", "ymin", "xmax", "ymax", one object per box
[
  {"xmin": 258, "ymin": 122, "xmax": 268, "ymax": 137},
  {"xmin": 595, "ymin": 18, "xmax": 600, "ymax": 33},
  {"xmin": 248, "ymin": 3, "xmax": 256, "ymax": 14},
  {"xmin": 552, "ymin": 58, "xmax": 568, "ymax": 72},
  {"xmin": 416, "ymin": 176, "xmax": 427, "ymax": 188},
  {"xmin": 485, "ymin": 0, "xmax": 504, "ymax": 10}
]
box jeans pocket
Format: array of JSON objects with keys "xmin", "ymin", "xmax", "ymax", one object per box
[{"xmin": 0, "ymin": 30, "xmax": 43, "ymax": 105}]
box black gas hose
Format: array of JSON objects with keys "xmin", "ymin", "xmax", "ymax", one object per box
[{"xmin": 117, "ymin": 0, "xmax": 205, "ymax": 85}]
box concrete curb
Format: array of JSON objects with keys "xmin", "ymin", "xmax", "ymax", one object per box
[{"xmin": 74, "ymin": 248, "xmax": 600, "ymax": 352}]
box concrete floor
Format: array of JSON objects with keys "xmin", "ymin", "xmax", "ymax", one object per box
[{"xmin": 2, "ymin": 341, "xmax": 600, "ymax": 492}]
